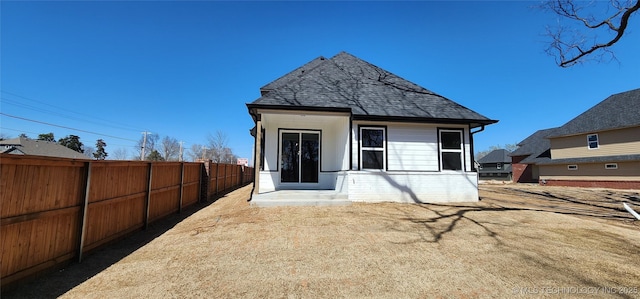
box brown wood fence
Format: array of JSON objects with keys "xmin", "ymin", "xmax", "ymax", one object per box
[{"xmin": 0, "ymin": 154, "xmax": 253, "ymax": 288}]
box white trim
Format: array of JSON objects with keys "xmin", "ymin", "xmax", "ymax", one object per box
[
  {"xmin": 587, "ymin": 133, "xmax": 599, "ymax": 150},
  {"xmin": 359, "ymin": 127, "xmax": 386, "ymax": 170},
  {"xmin": 567, "ymin": 164, "xmax": 578, "ymax": 170},
  {"xmin": 605, "ymin": 163, "xmax": 618, "ymax": 170},
  {"xmin": 279, "ymin": 130, "xmax": 321, "ymax": 184},
  {"xmin": 439, "ymin": 129, "xmax": 464, "ymax": 171}
]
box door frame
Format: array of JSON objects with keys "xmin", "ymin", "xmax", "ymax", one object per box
[{"xmin": 278, "ymin": 129, "xmax": 321, "ymax": 187}]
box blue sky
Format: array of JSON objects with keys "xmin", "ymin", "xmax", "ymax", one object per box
[{"xmin": 2, "ymin": 1, "xmax": 639, "ymax": 162}]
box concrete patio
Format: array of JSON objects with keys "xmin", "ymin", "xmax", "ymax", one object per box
[{"xmin": 249, "ymin": 190, "xmax": 350, "ymax": 207}]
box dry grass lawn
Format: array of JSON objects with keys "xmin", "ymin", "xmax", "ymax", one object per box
[{"xmin": 4, "ymin": 184, "xmax": 640, "ymax": 298}]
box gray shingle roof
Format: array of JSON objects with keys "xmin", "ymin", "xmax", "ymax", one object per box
[
  {"xmin": 0, "ymin": 137, "xmax": 90, "ymax": 159},
  {"xmin": 509, "ymin": 128, "xmax": 557, "ymax": 164},
  {"xmin": 478, "ymin": 149, "xmax": 512, "ymax": 163},
  {"xmin": 548, "ymin": 88, "xmax": 640, "ymax": 138},
  {"xmin": 248, "ymin": 52, "xmax": 497, "ymax": 128}
]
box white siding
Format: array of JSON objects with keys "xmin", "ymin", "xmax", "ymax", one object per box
[
  {"xmin": 352, "ymin": 121, "xmax": 471, "ymax": 172},
  {"xmin": 348, "ymin": 170, "xmax": 479, "ymax": 203},
  {"xmin": 387, "ymin": 124, "xmax": 438, "ymax": 171},
  {"xmin": 258, "ymin": 110, "xmax": 350, "ymax": 191}
]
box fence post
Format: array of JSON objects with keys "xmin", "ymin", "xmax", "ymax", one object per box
[
  {"xmin": 215, "ymin": 163, "xmax": 220, "ymax": 196},
  {"xmin": 198, "ymin": 162, "xmax": 203, "ymax": 202},
  {"xmin": 179, "ymin": 162, "xmax": 184, "ymax": 214},
  {"xmin": 144, "ymin": 162, "xmax": 153, "ymax": 230},
  {"xmin": 77, "ymin": 161, "xmax": 92, "ymax": 262}
]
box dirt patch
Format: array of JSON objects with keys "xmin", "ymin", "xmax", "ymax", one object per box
[{"xmin": 4, "ymin": 184, "xmax": 640, "ymax": 298}]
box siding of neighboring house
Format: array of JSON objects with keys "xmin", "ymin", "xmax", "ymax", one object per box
[
  {"xmin": 539, "ymin": 160, "xmax": 640, "ymax": 189},
  {"xmin": 551, "ymin": 126, "xmax": 640, "ymax": 159}
]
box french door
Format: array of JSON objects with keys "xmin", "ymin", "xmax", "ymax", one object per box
[{"xmin": 280, "ymin": 131, "xmax": 320, "ymax": 184}]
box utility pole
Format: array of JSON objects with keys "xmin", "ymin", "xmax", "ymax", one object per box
[
  {"xmin": 141, "ymin": 131, "xmax": 151, "ymax": 160},
  {"xmin": 179, "ymin": 141, "xmax": 184, "ymax": 162},
  {"xmin": 201, "ymin": 146, "xmax": 208, "ymax": 161}
]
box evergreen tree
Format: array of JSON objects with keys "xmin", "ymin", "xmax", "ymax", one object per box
[
  {"xmin": 38, "ymin": 132, "xmax": 55, "ymax": 142},
  {"xmin": 58, "ymin": 135, "xmax": 84, "ymax": 153},
  {"xmin": 146, "ymin": 150, "xmax": 164, "ymax": 161},
  {"xmin": 93, "ymin": 139, "xmax": 108, "ymax": 160}
]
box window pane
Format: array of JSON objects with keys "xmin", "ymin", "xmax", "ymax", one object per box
[
  {"xmin": 362, "ymin": 150, "xmax": 384, "ymax": 169},
  {"xmin": 589, "ymin": 141, "xmax": 598, "ymax": 149},
  {"xmin": 362, "ymin": 129, "xmax": 383, "ymax": 148},
  {"xmin": 442, "ymin": 152, "xmax": 462, "ymax": 170},
  {"xmin": 301, "ymin": 133, "xmax": 319, "ymax": 183},
  {"xmin": 281, "ymin": 133, "xmax": 299, "ymax": 182},
  {"xmin": 588, "ymin": 134, "xmax": 598, "ymax": 142},
  {"xmin": 441, "ymin": 131, "xmax": 462, "ymax": 149}
]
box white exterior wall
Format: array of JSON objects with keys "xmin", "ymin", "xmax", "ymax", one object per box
[
  {"xmin": 258, "ymin": 110, "xmax": 350, "ymax": 192},
  {"xmin": 351, "ymin": 121, "xmax": 472, "ymax": 171},
  {"xmin": 347, "ymin": 171, "xmax": 478, "ymax": 203},
  {"xmin": 256, "ymin": 113, "xmax": 478, "ymax": 202}
]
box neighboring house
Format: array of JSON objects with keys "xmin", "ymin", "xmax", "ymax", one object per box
[
  {"xmin": 511, "ymin": 88, "xmax": 640, "ymax": 189},
  {"xmin": 0, "ymin": 137, "xmax": 89, "ymax": 160},
  {"xmin": 246, "ymin": 52, "xmax": 497, "ymax": 203},
  {"xmin": 477, "ymin": 149, "xmax": 512, "ymax": 181},
  {"xmin": 509, "ymin": 128, "xmax": 556, "ymax": 183}
]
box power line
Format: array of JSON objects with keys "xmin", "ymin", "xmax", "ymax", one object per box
[
  {"xmin": 0, "ymin": 112, "xmax": 138, "ymax": 142},
  {"xmin": 0, "ymin": 91, "xmax": 144, "ymax": 133}
]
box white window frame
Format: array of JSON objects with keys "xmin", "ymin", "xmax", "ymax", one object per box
[
  {"xmin": 439, "ymin": 129, "xmax": 464, "ymax": 171},
  {"xmin": 567, "ymin": 164, "xmax": 578, "ymax": 171},
  {"xmin": 496, "ymin": 162, "xmax": 502, "ymax": 170},
  {"xmin": 359, "ymin": 127, "xmax": 386, "ymax": 170},
  {"xmin": 587, "ymin": 134, "xmax": 599, "ymax": 150},
  {"xmin": 605, "ymin": 163, "xmax": 618, "ymax": 170}
]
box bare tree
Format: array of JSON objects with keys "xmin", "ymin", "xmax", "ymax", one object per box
[
  {"xmin": 112, "ymin": 147, "xmax": 129, "ymax": 160},
  {"xmin": 207, "ymin": 130, "xmax": 230, "ymax": 163},
  {"xmin": 187, "ymin": 143, "xmax": 205, "ymax": 162},
  {"xmin": 160, "ymin": 136, "xmax": 180, "ymax": 161},
  {"xmin": 543, "ymin": 0, "xmax": 640, "ymax": 67}
]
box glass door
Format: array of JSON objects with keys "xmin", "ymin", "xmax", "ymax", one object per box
[{"xmin": 280, "ymin": 131, "xmax": 319, "ymax": 184}]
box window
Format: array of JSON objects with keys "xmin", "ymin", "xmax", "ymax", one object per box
[
  {"xmin": 587, "ymin": 134, "xmax": 599, "ymax": 149},
  {"xmin": 605, "ymin": 163, "xmax": 618, "ymax": 170},
  {"xmin": 439, "ymin": 129, "xmax": 463, "ymax": 171},
  {"xmin": 496, "ymin": 163, "xmax": 502, "ymax": 170},
  {"xmin": 568, "ymin": 165, "xmax": 578, "ymax": 170},
  {"xmin": 360, "ymin": 127, "xmax": 385, "ymax": 169}
]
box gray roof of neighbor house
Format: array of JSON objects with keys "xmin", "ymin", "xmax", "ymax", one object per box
[
  {"xmin": 548, "ymin": 88, "xmax": 640, "ymax": 138},
  {"xmin": 0, "ymin": 137, "xmax": 90, "ymax": 160},
  {"xmin": 509, "ymin": 128, "xmax": 557, "ymax": 164},
  {"xmin": 247, "ymin": 52, "xmax": 497, "ymax": 128},
  {"xmin": 477, "ymin": 149, "xmax": 512, "ymax": 164}
]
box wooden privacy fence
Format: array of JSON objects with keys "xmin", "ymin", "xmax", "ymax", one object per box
[{"xmin": 0, "ymin": 155, "xmax": 253, "ymax": 288}]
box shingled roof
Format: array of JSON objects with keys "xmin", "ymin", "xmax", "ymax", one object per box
[
  {"xmin": 509, "ymin": 128, "xmax": 557, "ymax": 164},
  {"xmin": 0, "ymin": 137, "xmax": 90, "ymax": 160},
  {"xmin": 248, "ymin": 52, "xmax": 497, "ymax": 128},
  {"xmin": 548, "ymin": 88, "xmax": 640, "ymax": 138},
  {"xmin": 478, "ymin": 149, "xmax": 512, "ymax": 164}
]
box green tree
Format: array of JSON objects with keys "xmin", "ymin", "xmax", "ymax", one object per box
[
  {"xmin": 19, "ymin": 133, "xmax": 29, "ymax": 139},
  {"xmin": 58, "ymin": 135, "xmax": 84, "ymax": 153},
  {"xmin": 37, "ymin": 132, "xmax": 55, "ymax": 142},
  {"xmin": 93, "ymin": 139, "xmax": 108, "ymax": 160},
  {"xmin": 146, "ymin": 150, "xmax": 164, "ymax": 161}
]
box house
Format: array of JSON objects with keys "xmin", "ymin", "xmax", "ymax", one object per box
[
  {"xmin": 477, "ymin": 149, "xmax": 512, "ymax": 181},
  {"xmin": 0, "ymin": 137, "xmax": 89, "ymax": 160},
  {"xmin": 509, "ymin": 128, "xmax": 556, "ymax": 183},
  {"xmin": 511, "ymin": 88, "xmax": 640, "ymax": 189},
  {"xmin": 246, "ymin": 52, "xmax": 497, "ymax": 204},
  {"xmin": 536, "ymin": 88, "xmax": 640, "ymax": 189}
]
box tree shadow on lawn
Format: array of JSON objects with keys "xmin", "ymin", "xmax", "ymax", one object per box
[{"xmin": 1, "ymin": 194, "xmax": 233, "ymax": 299}]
